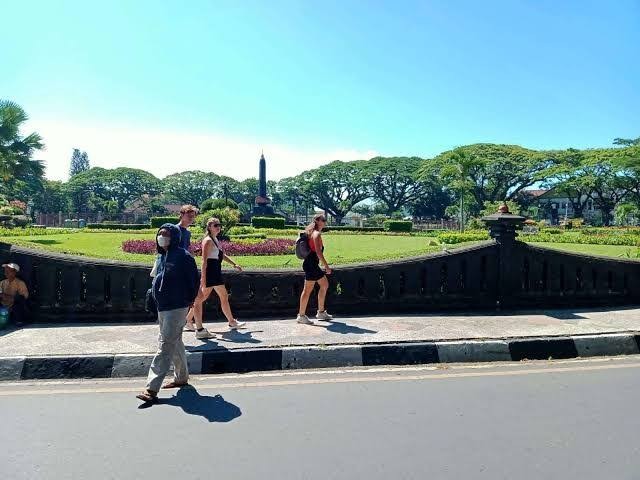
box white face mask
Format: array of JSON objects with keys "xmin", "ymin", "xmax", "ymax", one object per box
[{"xmin": 157, "ymin": 235, "xmax": 171, "ymax": 248}]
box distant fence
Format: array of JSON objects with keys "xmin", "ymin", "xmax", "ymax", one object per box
[{"xmin": 1, "ymin": 211, "xmax": 638, "ymax": 322}]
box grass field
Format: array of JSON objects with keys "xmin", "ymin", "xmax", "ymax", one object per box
[{"xmin": 0, "ymin": 231, "xmax": 446, "ymax": 268}]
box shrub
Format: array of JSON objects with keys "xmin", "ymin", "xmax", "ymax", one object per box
[
  {"xmin": 86, "ymin": 223, "xmax": 149, "ymax": 230},
  {"xmin": 9, "ymin": 200, "xmax": 27, "ymax": 214},
  {"xmin": 150, "ymin": 216, "xmax": 179, "ymax": 228},
  {"xmin": 195, "ymin": 207, "xmax": 240, "ymax": 234},
  {"xmin": 437, "ymin": 231, "xmax": 490, "ymax": 244},
  {"xmin": 465, "ymin": 217, "xmax": 485, "ymax": 230},
  {"xmin": 200, "ymin": 198, "xmax": 239, "ymax": 211},
  {"xmin": 0, "ymin": 205, "xmax": 22, "ymax": 215},
  {"xmin": 10, "ymin": 215, "xmax": 30, "ymax": 228},
  {"xmin": 228, "ymin": 225, "xmax": 257, "ymax": 235},
  {"xmin": 365, "ymin": 214, "xmax": 389, "ymax": 228},
  {"xmin": 383, "ymin": 220, "xmax": 413, "ymax": 232},
  {"xmin": 252, "ymin": 216, "xmax": 286, "ymax": 229}
]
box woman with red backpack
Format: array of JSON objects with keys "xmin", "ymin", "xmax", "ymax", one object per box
[{"xmin": 296, "ymin": 214, "xmax": 333, "ymax": 324}]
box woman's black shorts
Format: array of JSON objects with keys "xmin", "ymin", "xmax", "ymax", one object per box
[
  {"xmin": 205, "ymin": 258, "xmax": 224, "ymax": 287},
  {"xmin": 303, "ymin": 252, "xmax": 325, "ymax": 282}
]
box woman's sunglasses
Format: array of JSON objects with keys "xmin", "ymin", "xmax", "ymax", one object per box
[{"xmin": 210, "ymin": 223, "xmax": 222, "ymax": 228}]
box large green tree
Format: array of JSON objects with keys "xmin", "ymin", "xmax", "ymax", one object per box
[
  {"xmin": 543, "ymin": 149, "xmax": 595, "ymax": 218},
  {"xmin": 579, "ymin": 149, "xmax": 628, "ymax": 225},
  {"xmin": 69, "ymin": 148, "xmax": 90, "ymax": 177},
  {"xmin": 0, "ymin": 100, "xmax": 45, "ymax": 199},
  {"xmin": 420, "ymin": 144, "xmax": 558, "ymax": 215},
  {"xmin": 613, "ymin": 136, "xmax": 640, "ymax": 147},
  {"xmin": 33, "ymin": 180, "xmax": 68, "ymax": 214},
  {"xmin": 65, "ymin": 167, "xmax": 160, "ymax": 213},
  {"xmin": 365, "ymin": 156, "xmax": 430, "ymax": 215},
  {"xmin": 162, "ymin": 170, "xmax": 228, "ymax": 206},
  {"xmin": 296, "ymin": 160, "xmax": 371, "ymax": 224}
]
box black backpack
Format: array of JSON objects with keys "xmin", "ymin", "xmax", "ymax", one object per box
[{"xmin": 295, "ymin": 232, "xmax": 312, "ymax": 260}]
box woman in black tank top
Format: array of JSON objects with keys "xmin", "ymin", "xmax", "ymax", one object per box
[{"xmin": 186, "ymin": 217, "xmax": 246, "ymax": 336}]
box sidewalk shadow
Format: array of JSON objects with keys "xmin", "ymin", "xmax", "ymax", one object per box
[
  {"xmin": 317, "ymin": 320, "xmax": 377, "ymax": 335},
  {"xmin": 186, "ymin": 338, "xmax": 225, "ymax": 352},
  {"xmin": 218, "ymin": 329, "xmax": 263, "ymax": 344},
  {"xmin": 544, "ymin": 311, "xmax": 588, "ymax": 320},
  {"xmin": 150, "ymin": 386, "xmax": 242, "ymax": 423}
]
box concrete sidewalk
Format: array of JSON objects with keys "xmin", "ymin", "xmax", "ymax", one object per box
[{"xmin": 1, "ymin": 307, "xmax": 639, "ymax": 380}]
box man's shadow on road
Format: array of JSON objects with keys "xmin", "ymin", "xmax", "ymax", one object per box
[{"xmin": 140, "ymin": 386, "xmax": 242, "ymax": 423}]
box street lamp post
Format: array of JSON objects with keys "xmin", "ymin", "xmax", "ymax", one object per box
[{"xmin": 26, "ymin": 199, "xmax": 34, "ymax": 221}]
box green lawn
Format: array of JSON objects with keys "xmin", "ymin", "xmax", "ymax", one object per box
[
  {"xmin": 0, "ymin": 231, "xmax": 446, "ymax": 268},
  {"xmin": 527, "ymin": 242, "xmax": 640, "ymax": 260}
]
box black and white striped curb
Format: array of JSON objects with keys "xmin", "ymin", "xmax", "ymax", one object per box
[{"xmin": 1, "ymin": 333, "xmax": 639, "ymax": 381}]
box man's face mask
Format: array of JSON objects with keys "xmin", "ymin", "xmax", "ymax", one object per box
[{"xmin": 157, "ymin": 235, "xmax": 171, "ymax": 248}]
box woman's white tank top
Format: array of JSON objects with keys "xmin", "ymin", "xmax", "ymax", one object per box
[{"xmin": 206, "ymin": 237, "xmax": 221, "ymax": 260}]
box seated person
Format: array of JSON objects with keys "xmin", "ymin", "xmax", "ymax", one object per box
[{"xmin": 1, "ymin": 263, "xmax": 29, "ymax": 326}]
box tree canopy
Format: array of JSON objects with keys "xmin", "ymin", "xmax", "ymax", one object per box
[
  {"xmin": 295, "ymin": 160, "xmax": 371, "ymax": 224},
  {"xmin": 0, "ymin": 100, "xmax": 45, "ymax": 200}
]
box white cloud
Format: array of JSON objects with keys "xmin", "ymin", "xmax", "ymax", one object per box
[{"xmin": 24, "ymin": 119, "xmax": 379, "ymax": 182}]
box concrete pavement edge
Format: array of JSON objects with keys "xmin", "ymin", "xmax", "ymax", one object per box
[{"xmin": 1, "ymin": 333, "xmax": 639, "ymax": 381}]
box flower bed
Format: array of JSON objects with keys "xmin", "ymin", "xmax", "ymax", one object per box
[{"xmin": 122, "ymin": 238, "xmax": 296, "ymax": 256}]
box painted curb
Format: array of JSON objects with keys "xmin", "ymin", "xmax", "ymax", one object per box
[
  {"xmin": 2, "ymin": 333, "xmax": 640, "ymax": 381},
  {"xmin": 282, "ymin": 345, "xmax": 363, "ymax": 369}
]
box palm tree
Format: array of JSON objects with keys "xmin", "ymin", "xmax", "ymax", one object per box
[{"xmin": 0, "ymin": 100, "xmax": 45, "ymax": 183}]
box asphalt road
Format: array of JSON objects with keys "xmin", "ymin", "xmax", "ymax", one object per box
[{"xmin": 2, "ymin": 357, "xmax": 640, "ymax": 480}]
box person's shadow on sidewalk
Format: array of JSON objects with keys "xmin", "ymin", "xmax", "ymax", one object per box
[
  {"xmin": 144, "ymin": 386, "xmax": 242, "ymax": 423},
  {"xmin": 218, "ymin": 329, "xmax": 262, "ymax": 344},
  {"xmin": 318, "ymin": 320, "xmax": 377, "ymax": 335}
]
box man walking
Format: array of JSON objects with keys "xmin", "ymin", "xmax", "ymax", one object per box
[
  {"xmin": 137, "ymin": 224, "xmax": 200, "ymax": 403},
  {"xmin": 176, "ymin": 204, "xmax": 198, "ymax": 251}
]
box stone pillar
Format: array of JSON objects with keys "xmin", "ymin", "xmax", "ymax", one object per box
[
  {"xmin": 482, "ymin": 203, "xmax": 525, "ymax": 309},
  {"xmin": 259, "ymin": 153, "xmax": 267, "ymax": 198}
]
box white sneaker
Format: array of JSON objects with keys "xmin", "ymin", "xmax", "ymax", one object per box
[
  {"xmin": 316, "ymin": 311, "xmax": 333, "ymax": 321},
  {"xmin": 228, "ymin": 320, "xmax": 246, "ymax": 330},
  {"xmin": 296, "ymin": 315, "xmax": 313, "ymax": 325},
  {"xmin": 184, "ymin": 323, "xmax": 196, "ymax": 332},
  {"xmin": 196, "ymin": 328, "xmax": 216, "ymax": 339}
]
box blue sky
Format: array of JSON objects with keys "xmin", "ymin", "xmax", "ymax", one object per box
[{"xmin": 3, "ymin": 0, "xmax": 639, "ymax": 180}]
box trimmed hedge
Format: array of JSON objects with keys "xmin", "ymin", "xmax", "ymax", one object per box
[
  {"xmin": 383, "ymin": 220, "xmax": 413, "ymax": 232},
  {"xmin": 251, "ymin": 217, "xmax": 286, "ymax": 229},
  {"xmin": 437, "ymin": 231, "xmax": 490, "ymax": 244},
  {"xmin": 87, "ymin": 223, "xmax": 149, "ymax": 230},
  {"xmin": 525, "ymin": 232, "xmax": 640, "ymax": 246},
  {"xmin": 150, "ymin": 216, "xmax": 179, "ymax": 228}
]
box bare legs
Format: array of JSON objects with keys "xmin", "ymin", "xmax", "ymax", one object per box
[
  {"xmin": 298, "ymin": 276, "xmax": 329, "ymax": 316},
  {"xmin": 317, "ymin": 276, "xmax": 329, "ymax": 312},
  {"xmin": 213, "ymin": 285, "xmax": 238, "ymax": 325},
  {"xmin": 189, "ymin": 286, "xmax": 214, "ymax": 328},
  {"xmin": 188, "ymin": 284, "xmax": 240, "ymax": 327}
]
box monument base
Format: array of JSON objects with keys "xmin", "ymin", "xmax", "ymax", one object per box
[{"xmin": 252, "ymin": 205, "xmax": 275, "ymax": 216}]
